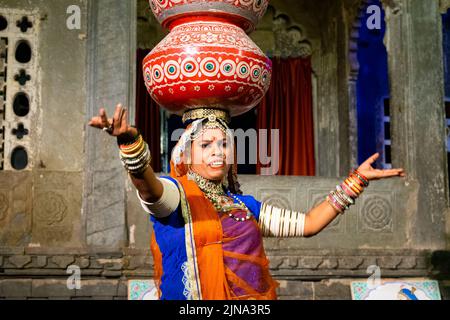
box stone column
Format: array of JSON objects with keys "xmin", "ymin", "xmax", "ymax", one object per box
[
  {"xmin": 315, "ymin": 5, "xmax": 341, "ymax": 178},
  {"xmin": 384, "ymin": 0, "xmax": 448, "ymax": 248},
  {"xmin": 84, "ymin": 0, "xmax": 137, "ymax": 247},
  {"xmin": 336, "ymin": 0, "xmax": 355, "ymax": 176}
]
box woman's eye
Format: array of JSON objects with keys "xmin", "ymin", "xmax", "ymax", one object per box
[
  {"xmin": 201, "ymin": 143, "xmax": 209, "ymax": 148},
  {"xmin": 222, "ymin": 142, "xmax": 227, "ymax": 148}
]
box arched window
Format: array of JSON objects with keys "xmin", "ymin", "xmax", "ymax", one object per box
[{"xmin": 356, "ymin": 0, "xmax": 391, "ymax": 168}]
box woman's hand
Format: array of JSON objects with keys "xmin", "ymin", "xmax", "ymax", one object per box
[
  {"xmin": 88, "ymin": 104, "xmax": 138, "ymax": 139},
  {"xmin": 89, "ymin": 104, "xmax": 164, "ymax": 202},
  {"xmin": 357, "ymin": 152, "xmax": 406, "ymax": 181}
]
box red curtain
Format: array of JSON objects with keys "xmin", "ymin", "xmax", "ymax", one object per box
[
  {"xmin": 257, "ymin": 57, "xmax": 316, "ymax": 176},
  {"xmin": 136, "ymin": 48, "xmax": 162, "ymax": 172}
]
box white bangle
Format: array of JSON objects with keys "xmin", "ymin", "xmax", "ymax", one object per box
[
  {"xmin": 259, "ymin": 203, "xmax": 306, "ymax": 238},
  {"xmin": 270, "ymin": 207, "xmax": 281, "ymax": 237},
  {"xmin": 136, "ymin": 178, "xmax": 180, "ymax": 218}
]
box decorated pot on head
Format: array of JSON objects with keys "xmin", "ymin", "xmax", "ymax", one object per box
[
  {"xmin": 149, "ymin": 0, "xmax": 269, "ymax": 33},
  {"xmin": 143, "ymin": 0, "xmax": 271, "ymax": 118}
]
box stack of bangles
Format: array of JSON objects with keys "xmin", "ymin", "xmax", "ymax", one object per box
[
  {"xmin": 118, "ymin": 133, "xmax": 152, "ymax": 175},
  {"xmin": 326, "ymin": 169, "xmax": 369, "ymax": 214}
]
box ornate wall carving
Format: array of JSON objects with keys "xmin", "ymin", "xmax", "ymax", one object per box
[
  {"xmin": 239, "ymin": 174, "xmax": 414, "ymax": 249},
  {"xmin": 31, "ymin": 172, "xmax": 82, "ymax": 247},
  {"xmin": 266, "ymin": 5, "xmax": 312, "ymax": 58},
  {"xmin": 359, "ymin": 194, "xmax": 394, "ymax": 233},
  {"xmin": 441, "ymin": 0, "xmax": 450, "ymax": 12},
  {"xmin": 34, "ymin": 192, "xmax": 68, "ymax": 226}
]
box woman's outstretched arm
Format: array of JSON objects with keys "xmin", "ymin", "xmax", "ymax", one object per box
[
  {"xmin": 88, "ymin": 104, "xmax": 164, "ymax": 203},
  {"xmin": 259, "ymin": 153, "xmax": 406, "ymax": 238},
  {"xmin": 304, "ymin": 154, "xmax": 406, "ymax": 236}
]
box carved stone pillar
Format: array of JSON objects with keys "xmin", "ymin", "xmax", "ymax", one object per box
[
  {"xmin": 84, "ymin": 0, "xmax": 137, "ymax": 247},
  {"xmin": 384, "ymin": 0, "xmax": 448, "ymax": 248},
  {"xmin": 315, "ymin": 1, "xmax": 342, "ymax": 178}
]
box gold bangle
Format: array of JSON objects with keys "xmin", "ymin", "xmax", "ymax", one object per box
[
  {"xmin": 345, "ymin": 178, "xmax": 361, "ymax": 195},
  {"xmin": 347, "ymin": 176, "xmax": 363, "ymax": 192},
  {"xmin": 349, "ymin": 173, "xmax": 365, "ymax": 188},
  {"xmin": 120, "ymin": 136, "xmax": 144, "ymax": 154},
  {"xmin": 120, "ymin": 141, "xmax": 146, "ymax": 159},
  {"xmin": 121, "ymin": 140, "xmax": 144, "ymax": 155},
  {"xmin": 120, "ymin": 135, "xmax": 143, "ymax": 152}
]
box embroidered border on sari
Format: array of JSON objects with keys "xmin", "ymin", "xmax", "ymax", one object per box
[{"xmin": 174, "ymin": 179, "xmax": 203, "ymax": 300}]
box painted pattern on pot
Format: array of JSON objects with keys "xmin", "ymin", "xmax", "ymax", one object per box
[{"xmin": 149, "ymin": 0, "xmax": 269, "ymax": 32}]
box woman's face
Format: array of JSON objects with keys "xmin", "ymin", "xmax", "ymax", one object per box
[{"xmin": 190, "ymin": 128, "xmax": 233, "ymax": 181}]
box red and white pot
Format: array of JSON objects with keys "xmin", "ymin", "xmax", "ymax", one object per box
[{"xmin": 143, "ymin": 0, "xmax": 271, "ymax": 117}]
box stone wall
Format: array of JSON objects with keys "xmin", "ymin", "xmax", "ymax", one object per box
[{"xmin": 0, "ymin": 246, "xmax": 449, "ymax": 299}]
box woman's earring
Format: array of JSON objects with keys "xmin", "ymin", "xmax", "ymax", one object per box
[
  {"xmin": 187, "ymin": 164, "xmax": 194, "ymax": 180},
  {"xmin": 222, "ymin": 172, "xmax": 229, "ymax": 189}
]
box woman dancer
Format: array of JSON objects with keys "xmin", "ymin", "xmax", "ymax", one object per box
[{"xmin": 88, "ymin": 104, "xmax": 406, "ymax": 300}]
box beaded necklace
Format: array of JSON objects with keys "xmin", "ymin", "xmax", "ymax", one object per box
[{"xmin": 188, "ymin": 170, "xmax": 253, "ymax": 222}]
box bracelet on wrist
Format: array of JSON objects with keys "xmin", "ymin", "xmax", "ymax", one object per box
[
  {"xmin": 117, "ymin": 127, "xmax": 142, "ymax": 147},
  {"xmin": 327, "ymin": 170, "xmax": 369, "ymax": 214},
  {"xmin": 352, "ymin": 170, "xmax": 369, "ymax": 187},
  {"xmin": 119, "ymin": 138, "xmax": 152, "ymax": 175}
]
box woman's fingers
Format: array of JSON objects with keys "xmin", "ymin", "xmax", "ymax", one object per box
[
  {"xmin": 88, "ymin": 105, "xmax": 129, "ymax": 135},
  {"xmin": 383, "ymin": 169, "xmax": 402, "ymax": 177},
  {"xmin": 88, "ymin": 108, "xmax": 108, "ymax": 128},
  {"xmin": 113, "ymin": 104, "xmax": 121, "ymax": 124},
  {"xmin": 120, "ymin": 108, "xmax": 128, "ymax": 133},
  {"xmin": 88, "ymin": 116, "xmax": 105, "ymax": 129},
  {"xmin": 374, "ymin": 168, "xmax": 406, "ymax": 179},
  {"xmin": 113, "ymin": 104, "xmax": 127, "ymax": 134},
  {"xmin": 88, "ymin": 117, "xmax": 97, "ymax": 127},
  {"xmin": 362, "ymin": 153, "xmax": 379, "ymax": 167},
  {"xmin": 395, "ymin": 168, "xmax": 406, "ymax": 177},
  {"xmin": 100, "ymin": 108, "xmax": 110, "ymax": 128}
]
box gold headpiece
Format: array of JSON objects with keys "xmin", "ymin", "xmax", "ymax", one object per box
[{"xmin": 182, "ymin": 108, "xmax": 231, "ymax": 125}]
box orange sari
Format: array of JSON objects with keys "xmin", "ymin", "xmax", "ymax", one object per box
[{"xmin": 151, "ymin": 173, "xmax": 278, "ymax": 300}]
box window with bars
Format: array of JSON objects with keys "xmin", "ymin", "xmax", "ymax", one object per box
[
  {"xmin": 356, "ymin": 0, "xmax": 390, "ymax": 169},
  {"xmin": 382, "ymin": 98, "xmax": 391, "ymax": 169},
  {"xmin": 0, "ymin": 11, "xmax": 37, "ymax": 171}
]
